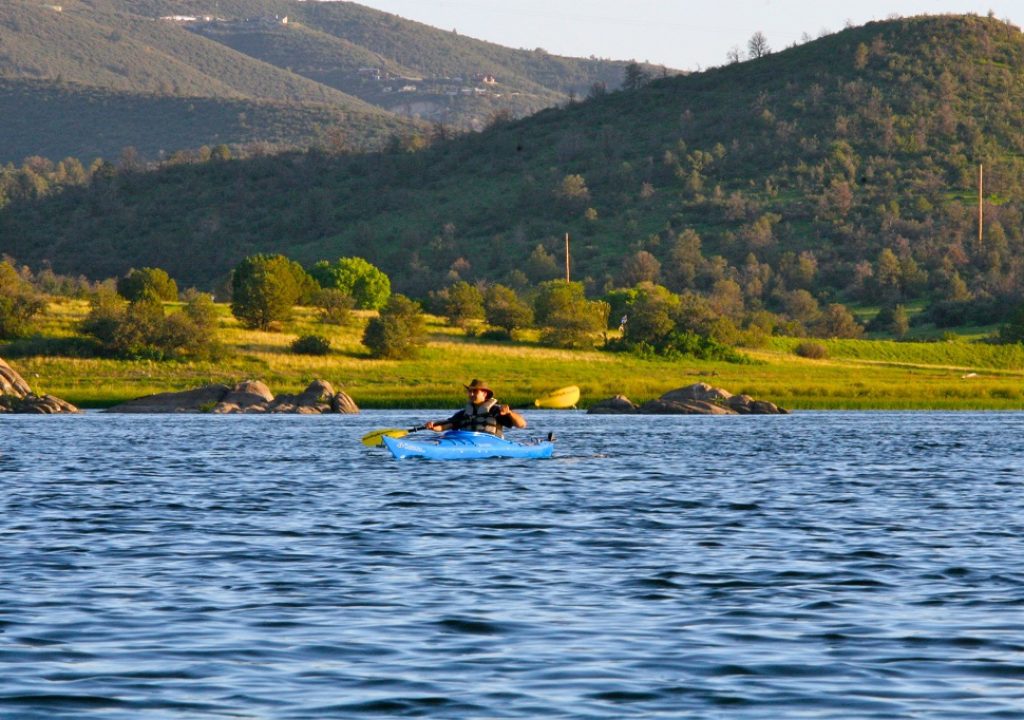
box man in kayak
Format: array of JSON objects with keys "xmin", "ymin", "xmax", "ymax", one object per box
[{"xmin": 425, "ymin": 379, "xmax": 527, "ymax": 438}]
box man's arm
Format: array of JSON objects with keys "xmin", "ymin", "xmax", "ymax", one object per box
[
  {"xmin": 426, "ymin": 410, "xmax": 463, "ymax": 432},
  {"xmin": 497, "ymin": 404, "xmax": 527, "ymax": 429}
]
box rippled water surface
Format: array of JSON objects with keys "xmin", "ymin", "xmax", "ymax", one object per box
[{"xmin": 3, "ymin": 410, "xmax": 1024, "ymax": 718}]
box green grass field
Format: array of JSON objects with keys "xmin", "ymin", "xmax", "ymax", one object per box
[{"xmin": 4, "ymin": 299, "xmax": 1024, "ymax": 410}]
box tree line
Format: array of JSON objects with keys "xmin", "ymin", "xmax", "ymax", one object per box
[{"xmin": 5, "ymin": 252, "xmax": 1024, "ymax": 366}]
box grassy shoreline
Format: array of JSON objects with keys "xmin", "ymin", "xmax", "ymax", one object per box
[{"xmin": 5, "ymin": 299, "xmax": 1024, "ymax": 411}]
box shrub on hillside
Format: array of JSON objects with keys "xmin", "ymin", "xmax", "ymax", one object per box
[
  {"xmin": 362, "ymin": 294, "xmax": 426, "ymax": 359},
  {"xmin": 81, "ymin": 289, "xmax": 221, "ymax": 359},
  {"xmin": 291, "ymin": 334, "xmax": 332, "ymax": 355},
  {"xmin": 795, "ymin": 341, "xmax": 829, "ymax": 359},
  {"xmin": 315, "ymin": 288, "xmax": 355, "ymax": 325}
]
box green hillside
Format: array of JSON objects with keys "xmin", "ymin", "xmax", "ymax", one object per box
[
  {"xmin": 0, "ymin": 1, "xmax": 376, "ymax": 106},
  {"xmin": 0, "ymin": 78, "xmax": 412, "ymax": 164},
  {"xmin": 101, "ymin": 0, "xmax": 640, "ymax": 102},
  {"xmin": 0, "ymin": 0, "xmax": 650, "ymax": 161},
  {"xmin": 3, "ymin": 14, "xmax": 1023, "ymax": 329}
]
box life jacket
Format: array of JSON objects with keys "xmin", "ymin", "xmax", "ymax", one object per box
[{"xmin": 456, "ymin": 398, "xmax": 502, "ymax": 436}]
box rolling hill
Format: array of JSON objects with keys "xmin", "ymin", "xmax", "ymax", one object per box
[
  {"xmin": 0, "ymin": 0, "xmax": 654, "ymax": 162},
  {"xmin": 3, "ymin": 14, "xmax": 1023, "ymax": 326}
]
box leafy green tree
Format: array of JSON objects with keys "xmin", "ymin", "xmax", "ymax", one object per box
[
  {"xmin": 781, "ymin": 289, "xmax": 821, "ymax": 327},
  {"xmin": 484, "ymin": 284, "xmax": 534, "ymax": 337},
  {"xmin": 116, "ymin": 267, "xmax": 178, "ymax": 302},
  {"xmin": 0, "ymin": 260, "xmax": 45, "ymax": 339},
  {"xmin": 811, "ymin": 303, "xmax": 864, "ymax": 338},
  {"xmin": 444, "ymin": 281, "xmax": 485, "ymax": 329},
  {"xmin": 362, "ymin": 294, "xmax": 427, "ymax": 359},
  {"xmin": 603, "ymin": 287, "xmax": 639, "ymax": 330},
  {"xmin": 618, "ymin": 251, "xmax": 662, "ymax": 287},
  {"xmin": 671, "ymin": 292, "xmax": 718, "ymax": 335},
  {"xmin": 230, "ymin": 254, "xmax": 305, "ymax": 330},
  {"xmin": 310, "ymin": 257, "xmax": 391, "ymax": 310},
  {"xmin": 623, "ymin": 283, "xmax": 679, "ymax": 346},
  {"xmin": 533, "ymin": 280, "xmax": 610, "ymax": 348},
  {"xmin": 662, "ymin": 228, "xmax": 703, "ymax": 292},
  {"xmin": 874, "ymin": 248, "xmax": 903, "ymax": 302},
  {"xmin": 524, "ymin": 244, "xmax": 561, "ymax": 282}
]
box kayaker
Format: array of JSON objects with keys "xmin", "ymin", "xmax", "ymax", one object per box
[{"xmin": 425, "ymin": 379, "xmax": 527, "ymax": 438}]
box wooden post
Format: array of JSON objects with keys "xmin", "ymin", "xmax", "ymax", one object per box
[
  {"xmin": 564, "ymin": 232, "xmax": 570, "ymax": 283},
  {"xmin": 978, "ymin": 163, "xmax": 984, "ymax": 248}
]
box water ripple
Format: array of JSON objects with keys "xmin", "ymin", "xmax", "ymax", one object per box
[{"xmin": 2, "ymin": 411, "xmax": 1024, "ymax": 718}]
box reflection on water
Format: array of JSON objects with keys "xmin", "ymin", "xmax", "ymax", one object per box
[{"xmin": 2, "ymin": 411, "xmax": 1024, "ymax": 718}]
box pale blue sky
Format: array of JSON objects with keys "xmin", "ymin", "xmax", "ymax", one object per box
[{"xmin": 350, "ymin": 0, "xmax": 1022, "ymax": 70}]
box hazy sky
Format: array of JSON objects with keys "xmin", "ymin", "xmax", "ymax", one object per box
[{"xmin": 350, "ymin": 1, "xmax": 1022, "ymax": 70}]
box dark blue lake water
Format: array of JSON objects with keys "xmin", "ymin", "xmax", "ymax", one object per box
[{"xmin": 2, "ymin": 410, "xmax": 1024, "ymax": 719}]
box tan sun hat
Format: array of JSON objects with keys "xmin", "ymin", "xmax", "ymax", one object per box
[{"xmin": 463, "ymin": 378, "xmax": 493, "ymax": 398}]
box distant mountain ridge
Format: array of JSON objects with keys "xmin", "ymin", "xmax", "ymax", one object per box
[{"xmin": 0, "ymin": 0, "xmax": 655, "ymax": 162}]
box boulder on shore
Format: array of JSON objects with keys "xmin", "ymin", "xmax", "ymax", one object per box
[
  {"xmin": 0, "ymin": 357, "xmax": 79, "ymax": 414},
  {"xmin": 107, "ymin": 379, "xmax": 359, "ymax": 414},
  {"xmin": 586, "ymin": 395, "xmax": 639, "ymax": 414},
  {"xmin": 588, "ymin": 382, "xmax": 786, "ymax": 415},
  {"xmin": 107, "ymin": 384, "xmax": 232, "ymax": 413}
]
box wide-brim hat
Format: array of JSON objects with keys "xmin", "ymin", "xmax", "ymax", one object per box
[{"xmin": 463, "ymin": 378, "xmax": 493, "ymax": 398}]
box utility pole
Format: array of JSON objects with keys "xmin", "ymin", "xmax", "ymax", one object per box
[
  {"xmin": 978, "ymin": 163, "xmax": 984, "ymax": 248},
  {"xmin": 564, "ymin": 232, "xmax": 570, "ymax": 283}
]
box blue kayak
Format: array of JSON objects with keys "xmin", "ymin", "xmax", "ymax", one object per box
[{"xmin": 382, "ymin": 430, "xmax": 555, "ymax": 460}]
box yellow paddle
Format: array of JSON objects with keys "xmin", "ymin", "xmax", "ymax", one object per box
[
  {"xmin": 360, "ymin": 424, "xmax": 426, "ymax": 447},
  {"xmin": 361, "ymin": 386, "xmax": 580, "ymax": 447}
]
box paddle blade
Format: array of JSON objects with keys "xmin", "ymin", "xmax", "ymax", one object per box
[
  {"xmin": 534, "ymin": 385, "xmax": 580, "ymax": 409},
  {"xmin": 361, "ymin": 428, "xmax": 410, "ymax": 447}
]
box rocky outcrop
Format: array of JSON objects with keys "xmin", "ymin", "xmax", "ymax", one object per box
[
  {"xmin": 588, "ymin": 382, "xmax": 786, "ymax": 415},
  {"xmin": 586, "ymin": 394, "xmax": 639, "ymax": 414},
  {"xmin": 636, "ymin": 398, "xmax": 734, "ymax": 415},
  {"xmin": 0, "ymin": 357, "xmax": 79, "ymax": 414},
  {"xmin": 107, "ymin": 379, "xmax": 359, "ymax": 414},
  {"xmin": 106, "ymin": 384, "xmax": 232, "ymax": 413},
  {"xmin": 212, "ymin": 379, "xmax": 276, "ymax": 414}
]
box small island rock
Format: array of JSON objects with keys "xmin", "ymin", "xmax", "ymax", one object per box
[
  {"xmin": 589, "ymin": 382, "xmax": 786, "ymax": 415},
  {"xmin": 586, "ymin": 395, "xmax": 639, "ymax": 414},
  {"xmin": 106, "ymin": 379, "xmax": 360, "ymax": 414}
]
